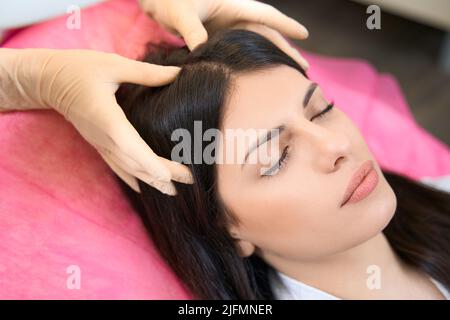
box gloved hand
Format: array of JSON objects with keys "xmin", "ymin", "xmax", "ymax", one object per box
[
  {"xmin": 139, "ymin": 0, "xmax": 310, "ymax": 70},
  {"xmin": 0, "ymin": 48, "xmax": 193, "ymax": 195}
]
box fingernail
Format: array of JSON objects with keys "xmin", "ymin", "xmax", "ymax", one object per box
[
  {"xmin": 169, "ymin": 66, "xmax": 181, "ymax": 74},
  {"xmin": 180, "ymin": 173, "xmax": 194, "ymax": 184},
  {"xmin": 302, "ymin": 59, "xmax": 310, "ymax": 71},
  {"xmin": 162, "ymin": 183, "xmax": 177, "ymax": 196},
  {"xmin": 293, "ymin": 50, "xmax": 309, "ymax": 70},
  {"xmin": 301, "ymin": 26, "xmax": 309, "ymax": 38},
  {"xmin": 292, "ymin": 19, "xmax": 309, "ymax": 39}
]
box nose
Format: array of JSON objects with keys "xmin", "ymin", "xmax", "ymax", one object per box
[{"xmin": 295, "ymin": 120, "xmax": 351, "ymax": 173}]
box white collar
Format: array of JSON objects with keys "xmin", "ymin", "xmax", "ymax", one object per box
[
  {"xmin": 270, "ymin": 271, "xmax": 340, "ymax": 300},
  {"xmin": 270, "ymin": 270, "xmax": 450, "ymax": 300}
]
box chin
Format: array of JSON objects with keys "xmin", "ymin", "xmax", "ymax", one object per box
[
  {"xmin": 341, "ymin": 177, "xmax": 397, "ymax": 253},
  {"xmin": 361, "ymin": 177, "xmax": 398, "ymax": 241},
  {"xmin": 377, "ymin": 178, "xmax": 398, "ymax": 231}
]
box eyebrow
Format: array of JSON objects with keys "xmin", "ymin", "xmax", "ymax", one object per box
[
  {"xmin": 242, "ymin": 82, "xmax": 318, "ymax": 168},
  {"xmin": 303, "ymin": 82, "xmax": 318, "ymax": 108}
]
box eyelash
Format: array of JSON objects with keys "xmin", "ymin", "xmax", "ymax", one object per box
[
  {"xmin": 261, "ymin": 102, "xmax": 335, "ymax": 178},
  {"xmin": 310, "ymin": 102, "xmax": 335, "ymax": 121},
  {"xmin": 261, "ymin": 145, "xmax": 290, "ymax": 178}
]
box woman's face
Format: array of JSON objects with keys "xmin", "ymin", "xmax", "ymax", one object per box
[{"xmin": 215, "ymin": 65, "xmax": 397, "ymax": 266}]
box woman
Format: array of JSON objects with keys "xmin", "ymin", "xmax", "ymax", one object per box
[{"xmin": 116, "ymin": 29, "xmax": 450, "ymax": 300}]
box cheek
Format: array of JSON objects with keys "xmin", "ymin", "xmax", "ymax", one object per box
[
  {"xmin": 225, "ymin": 177, "xmax": 341, "ymax": 259},
  {"xmin": 338, "ymin": 110, "xmax": 369, "ymax": 151}
]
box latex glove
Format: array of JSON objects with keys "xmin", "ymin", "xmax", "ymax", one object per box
[
  {"xmin": 139, "ymin": 0, "xmax": 310, "ymax": 70},
  {"xmin": 0, "ymin": 48, "xmax": 193, "ymax": 195}
]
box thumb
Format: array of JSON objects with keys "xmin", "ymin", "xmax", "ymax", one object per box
[
  {"xmin": 111, "ymin": 54, "xmax": 181, "ymax": 86},
  {"xmin": 172, "ymin": 4, "xmax": 208, "ymax": 50}
]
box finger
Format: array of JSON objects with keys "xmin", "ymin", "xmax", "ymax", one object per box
[
  {"xmin": 158, "ymin": 157, "xmax": 194, "ymax": 184},
  {"xmin": 241, "ymin": 24, "xmax": 309, "ymax": 70},
  {"xmin": 228, "ymin": 0, "xmax": 308, "ymax": 40},
  {"xmin": 111, "ymin": 54, "xmax": 181, "ymax": 86},
  {"xmin": 171, "ymin": 3, "xmax": 209, "ymax": 50},
  {"xmin": 103, "ymin": 147, "xmax": 178, "ymax": 196},
  {"xmin": 98, "ymin": 151, "xmax": 141, "ymax": 193},
  {"xmin": 104, "ymin": 101, "xmax": 173, "ymax": 180}
]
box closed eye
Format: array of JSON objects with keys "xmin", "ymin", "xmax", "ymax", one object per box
[
  {"xmin": 261, "ymin": 145, "xmax": 290, "ymax": 178},
  {"xmin": 311, "ymin": 102, "xmax": 334, "ymax": 121},
  {"xmin": 261, "ymin": 101, "xmax": 335, "ymax": 178}
]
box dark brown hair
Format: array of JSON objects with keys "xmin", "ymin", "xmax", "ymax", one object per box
[{"xmin": 116, "ymin": 29, "xmax": 450, "ymax": 299}]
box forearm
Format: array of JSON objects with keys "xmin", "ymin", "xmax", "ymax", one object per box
[{"xmin": 0, "ymin": 48, "xmax": 49, "ymax": 112}]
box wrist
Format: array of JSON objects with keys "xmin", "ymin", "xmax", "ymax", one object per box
[
  {"xmin": 0, "ymin": 48, "xmax": 52, "ymax": 111},
  {"xmin": 17, "ymin": 48, "xmax": 55, "ymax": 110}
]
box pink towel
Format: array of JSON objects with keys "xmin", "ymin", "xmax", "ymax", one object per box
[{"xmin": 1, "ymin": 0, "xmax": 449, "ymax": 299}]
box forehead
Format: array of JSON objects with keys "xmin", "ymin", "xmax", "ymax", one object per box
[{"xmin": 221, "ymin": 65, "xmax": 310, "ymax": 132}]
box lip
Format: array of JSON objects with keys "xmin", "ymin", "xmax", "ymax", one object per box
[{"xmin": 340, "ymin": 160, "xmax": 379, "ymax": 207}]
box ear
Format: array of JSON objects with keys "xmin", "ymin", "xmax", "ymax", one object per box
[
  {"xmin": 235, "ymin": 239, "xmax": 256, "ymax": 257},
  {"xmin": 229, "ymin": 226, "xmax": 256, "ymax": 258}
]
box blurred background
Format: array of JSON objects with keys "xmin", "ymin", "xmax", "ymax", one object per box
[{"xmin": 264, "ymin": 0, "xmax": 450, "ymax": 146}]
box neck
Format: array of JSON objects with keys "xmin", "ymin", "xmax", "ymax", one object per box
[{"xmin": 268, "ymin": 232, "xmax": 422, "ymax": 299}]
